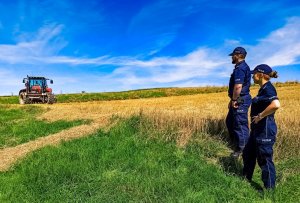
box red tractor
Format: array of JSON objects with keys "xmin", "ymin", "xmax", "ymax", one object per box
[{"xmin": 19, "ymin": 76, "xmax": 57, "ymax": 104}]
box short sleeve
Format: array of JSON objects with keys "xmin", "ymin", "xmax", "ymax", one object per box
[
  {"xmin": 264, "ymin": 85, "xmax": 279, "ymax": 102},
  {"xmin": 233, "ymin": 68, "xmax": 245, "ymax": 84}
]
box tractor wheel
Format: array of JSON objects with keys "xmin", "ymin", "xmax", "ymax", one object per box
[
  {"xmin": 24, "ymin": 97, "xmax": 31, "ymax": 104},
  {"xmin": 19, "ymin": 94, "xmax": 25, "ymax": 105},
  {"xmin": 47, "ymin": 94, "xmax": 55, "ymax": 104},
  {"xmin": 19, "ymin": 92, "xmax": 30, "ymax": 104}
]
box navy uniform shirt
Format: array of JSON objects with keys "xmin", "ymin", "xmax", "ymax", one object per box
[
  {"xmin": 228, "ymin": 60, "xmax": 251, "ymax": 98},
  {"xmin": 251, "ymin": 81, "xmax": 279, "ymax": 128}
]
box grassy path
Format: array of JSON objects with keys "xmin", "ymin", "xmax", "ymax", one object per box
[{"xmin": 0, "ymin": 119, "xmax": 108, "ymax": 171}]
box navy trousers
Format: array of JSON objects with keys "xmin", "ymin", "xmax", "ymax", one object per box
[
  {"xmin": 226, "ymin": 95, "xmax": 251, "ymax": 152},
  {"xmin": 242, "ymin": 117, "xmax": 277, "ymax": 189}
]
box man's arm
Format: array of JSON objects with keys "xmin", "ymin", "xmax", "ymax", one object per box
[
  {"xmin": 231, "ymin": 84, "xmax": 242, "ymax": 108},
  {"xmin": 232, "ymin": 84, "xmax": 242, "ymax": 100}
]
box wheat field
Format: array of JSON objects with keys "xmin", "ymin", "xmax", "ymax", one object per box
[{"xmin": 32, "ymin": 84, "xmax": 300, "ymax": 160}]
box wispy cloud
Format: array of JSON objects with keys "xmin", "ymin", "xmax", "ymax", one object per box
[
  {"xmin": 255, "ymin": 17, "xmax": 300, "ymax": 66},
  {"xmin": 0, "ymin": 24, "xmax": 66, "ymax": 64},
  {"xmin": 96, "ymin": 17, "xmax": 300, "ymax": 89},
  {"xmin": 8, "ymin": 17, "xmax": 300, "ymax": 68},
  {"xmin": 4, "ymin": 15, "xmax": 299, "ymax": 70},
  {"xmin": 91, "ymin": 48, "xmax": 228, "ymax": 91},
  {"xmin": 126, "ymin": 0, "xmax": 204, "ymax": 55},
  {"xmin": 1, "ymin": 16, "xmax": 300, "ymax": 95},
  {"xmin": 246, "ymin": 17, "xmax": 300, "ymax": 67},
  {"xmin": 0, "ymin": 23, "xmax": 226, "ymax": 72}
]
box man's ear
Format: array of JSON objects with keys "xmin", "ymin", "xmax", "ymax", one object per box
[{"xmin": 238, "ymin": 54, "xmax": 245, "ymax": 59}]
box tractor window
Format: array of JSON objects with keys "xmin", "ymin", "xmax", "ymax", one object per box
[
  {"xmin": 29, "ymin": 79, "xmax": 45, "ymax": 88},
  {"xmin": 30, "ymin": 80, "xmax": 39, "ymax": 87}
]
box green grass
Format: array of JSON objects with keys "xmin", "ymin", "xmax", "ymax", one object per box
[
  {"xmin": 0, "ymin": 86, "xmax": 228, "ymax": 104},
  {"xmin": 0, "ymin": 105, "xmax": 89, "ymax": 148},
  {"xmin": 0, "ymin": 116, "xmax": 298, "ymax": 202},
  {"xmin": 56, "ymin": 86, "xmax": 228, "ymax": 103},
  {"xmin": 0, "ymin": 96, "xmax": 18, "ymax": 104}
]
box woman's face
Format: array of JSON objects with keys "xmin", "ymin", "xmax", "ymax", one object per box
[{"xmin": 252, "ymin": 72, "xmax": 261, "ymax": 84}]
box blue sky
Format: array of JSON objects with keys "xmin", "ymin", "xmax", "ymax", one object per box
[{"xmin": 1, "ymin": 0, "xmax": 300, "ymax": 95}]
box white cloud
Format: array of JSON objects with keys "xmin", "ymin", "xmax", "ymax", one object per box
[
  {"xmin": 0, "ymin": 24, "xmax": 66, "ymax": 64},
  {"xmin": 88, "ymin": 47, "xmax": 229, "ymax": 91},
  {"xmin": 96, "ymin": 17, "xmax": 300, "ymax": 90},
  {"xmin": 247, "ymin": 17, "xmax": 300, "ymax": 67},
  {"xmin": 108, "ymin": 48, "xmax": 227, "ymax": 83},
  {"xmin": 4, "ymin": 17, "xmax": 299, "ymax": 69}
]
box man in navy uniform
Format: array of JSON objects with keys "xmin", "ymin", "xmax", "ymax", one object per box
[{"xmin": 226, "ymin": 47, "xmax": 252, "ymax": 158}]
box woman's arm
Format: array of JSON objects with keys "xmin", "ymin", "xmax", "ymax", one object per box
[{"xmin": 252, "ymin": 100, "xmax": 280, "ymax": 124}]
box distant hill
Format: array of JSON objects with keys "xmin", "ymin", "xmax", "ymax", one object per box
[{"xmin": 0, "ymin": 81, "xmax": 298, "ymax": 104}]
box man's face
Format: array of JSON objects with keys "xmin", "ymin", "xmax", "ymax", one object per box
[{"xmin": 231, "ymin": 54, "xmax": 239, "ymax": 64}]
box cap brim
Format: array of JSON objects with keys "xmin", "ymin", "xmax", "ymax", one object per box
[
  {"xmin": 228, "ymin": 53, "xmax": 234, "ymax": 56},
  {"xmin": 250, "ymin": 70, "xmax": 255, "ymax": 74}
]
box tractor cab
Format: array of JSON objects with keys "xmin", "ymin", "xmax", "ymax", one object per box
[{"xmin": 23, "ymin": 77, "xmax": 53, "ymax": 94}]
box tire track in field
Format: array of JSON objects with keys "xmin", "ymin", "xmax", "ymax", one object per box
[
  {"xmin": 0, "ymin": 118, "xmax": 108, "ymax": 171},
  {"xmin": 0, "ymin": 92, "xmax": 229, "ymax": 171}
]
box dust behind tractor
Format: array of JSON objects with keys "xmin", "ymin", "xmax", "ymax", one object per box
[{"xmin": 19, "ymin": 76, "xmax": 57, "ymax": 104}]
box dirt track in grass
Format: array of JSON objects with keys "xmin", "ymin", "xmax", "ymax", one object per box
[{"xmin": 0, "ymin": 118, "xmax": 109, "ymax": 171}]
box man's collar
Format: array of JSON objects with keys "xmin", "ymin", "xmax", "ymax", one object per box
[{"xmin": 235, "ymin": 60, "xmax": 245, "ymax": 68}]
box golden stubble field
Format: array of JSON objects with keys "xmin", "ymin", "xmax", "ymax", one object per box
[{"xmin": 37, "ymin": 84, "xmax": 300, "ymax": 161}]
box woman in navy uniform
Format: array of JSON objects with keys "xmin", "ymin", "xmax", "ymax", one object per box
[{"xmin": 242, "ymin": 64, "xmax": 280, "ymax": 189}]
